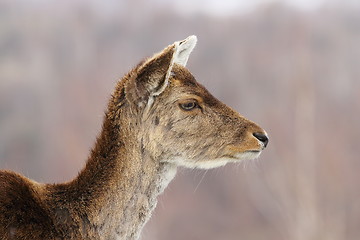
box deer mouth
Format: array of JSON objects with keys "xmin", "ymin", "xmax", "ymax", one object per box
[
  {"xmin": 245, "ymin": 150, "xmax": 261, "ymax": 153},
  {"xmin": 224, "ymin": 145, "xmax": 263, "ymax": 161}
]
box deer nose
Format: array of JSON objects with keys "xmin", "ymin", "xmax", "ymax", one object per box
[{"xmin": 253, "ymin": 132, "xmax": 269, "ymax": 148}]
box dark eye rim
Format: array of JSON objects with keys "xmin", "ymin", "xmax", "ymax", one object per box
[{"xmin": 179, "ymin": 100, "xmax": 199, "ymax": 111}]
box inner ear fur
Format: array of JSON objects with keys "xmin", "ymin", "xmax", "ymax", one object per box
[
  {"xmin": 124, "ymin": 45, "xmax": 175, "ymax": 108},
  {"xmin": 136, "ymin": 45, "xmax": 175, "ymax": 98}
]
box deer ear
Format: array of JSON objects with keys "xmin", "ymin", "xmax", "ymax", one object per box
[
  {"xmin": 126, "ymin": 35, "xmax": 197, "ymax": 109},
  {"xmin": 173, "ymin": 35, "xmax": 197, "ymax": 67}
]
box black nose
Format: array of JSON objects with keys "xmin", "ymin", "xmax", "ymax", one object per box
[{"xmin": 253, "ymin": 132, "xmax": 269, "ymax": 148}]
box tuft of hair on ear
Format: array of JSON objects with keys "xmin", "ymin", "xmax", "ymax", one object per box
[{"xmin": 173, "ymin": 35, "xmax": 197, "ymax": 66}]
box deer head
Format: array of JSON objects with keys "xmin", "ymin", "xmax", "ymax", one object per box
[{"xmin": 121, "ymin": 36, "xmax": 268, "ymax": 170}]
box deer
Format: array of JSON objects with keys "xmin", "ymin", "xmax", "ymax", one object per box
[{"xmin": 0, "ymin": 36, "xmax": 268, "ymax": 240}]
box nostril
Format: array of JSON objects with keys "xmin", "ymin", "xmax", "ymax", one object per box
[{"xmin": 253, "ymin": 132, "xmax": 269, "ymax": 148}]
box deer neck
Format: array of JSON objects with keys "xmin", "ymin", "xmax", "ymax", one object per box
[{"xmin": 62, "ymin": 95, "xmax": 177, "ymax": 239}]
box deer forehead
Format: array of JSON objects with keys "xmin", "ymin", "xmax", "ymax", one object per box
[{"xmin": 165, "ymin": 65, "xmax": 218, "ymax": 105}]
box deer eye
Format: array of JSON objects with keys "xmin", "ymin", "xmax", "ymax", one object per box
[{"xmin": 179, "ymin": 100, "xmax": 198, "ymax": 111}]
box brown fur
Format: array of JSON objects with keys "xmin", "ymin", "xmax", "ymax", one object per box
[{"xmin": 0, "ymin": 37, "xmax": 268, "ymax": 240}]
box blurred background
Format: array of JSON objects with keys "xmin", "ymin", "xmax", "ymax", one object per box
[{"xmin": 1, "ymin": 0, "xmax": 359, "ymax": 239}]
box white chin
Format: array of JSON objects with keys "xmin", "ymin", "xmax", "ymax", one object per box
[
  {"xmin": 171, "ymin": 157, "xmax": 229, "ymax": 169},
  {"xmin": 171, "ymin": 151, "xmax": 262, "ymax": 170},
  {"xmin": 234, "ymin": 151, "xmax": 262, "ymax": 161}
]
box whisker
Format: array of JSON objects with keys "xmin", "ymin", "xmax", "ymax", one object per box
[{"xmin": 194, "ymin": 170, "xmax": 208, "ymax": 193}]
